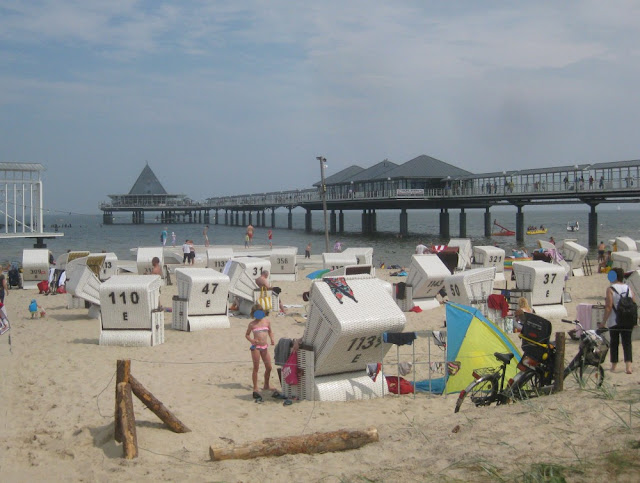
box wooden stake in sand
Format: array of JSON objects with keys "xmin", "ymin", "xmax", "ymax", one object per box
[
  {"xmin": 553, "ymin": 332, "xmax": 566, "ymax": 393},
  {"xmin": 117, "ymin": 382, "xmax": 138, "ymax": 459},
  {"xmin": 209, "ymin": 427, "xmax": 379, "ymax": 461},
  {"xmin": 113, "ymin": 359, "xmax": 190, "ymax": 459}
]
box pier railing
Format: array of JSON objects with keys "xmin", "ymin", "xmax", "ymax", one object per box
[{"xmin": 99, "ymin": 175, "xmax": 640, "ymax": 211}]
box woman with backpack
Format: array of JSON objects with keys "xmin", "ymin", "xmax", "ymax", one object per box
[{"xmin": 600, "ymin": 268, "xmax": 636, "ymax": 374}]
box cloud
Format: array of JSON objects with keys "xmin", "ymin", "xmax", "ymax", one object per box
[{"xmin": 0, "ymin": 1, "xmax": 639, "ymax": 212}]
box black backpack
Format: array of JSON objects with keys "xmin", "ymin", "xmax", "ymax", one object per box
[{"xmin": 612, "ymin": 286, "xmax": 638, "ymax": 329}]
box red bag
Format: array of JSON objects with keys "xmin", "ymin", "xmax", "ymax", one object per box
[
  {"xmin": 386, "ymin": 376, "xmax": 414, "ymax": 394},
  {"xmin": 57, "ymin": 285, "xmax": 67, "ymax": 294},
  {"xmin": 282, "ymin": 351, "xmax": 299, "ymax": 385},
  {"xmin": 37, "ymin": 280, "xmax": 49, "ymax": 294}
]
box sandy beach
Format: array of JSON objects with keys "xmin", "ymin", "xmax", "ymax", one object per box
[{"xmin": 1, "ymin": 257, "xmax": 639, "ymax": 482}]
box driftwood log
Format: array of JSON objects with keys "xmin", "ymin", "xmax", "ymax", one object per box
[
  {"xmin": 209, "ymin": 427, "xmax": 378, "ymax": 461},
  {"xmin": 129, "ymin": 375, "xmax": 191, "ymax": 433},
  {"xmin": 114, "ymin": 360, "xmax": 131, "ymax": 443},
  {"xmin": 117, "ymin": 382, "xmax": 138, "ymax": 459}
]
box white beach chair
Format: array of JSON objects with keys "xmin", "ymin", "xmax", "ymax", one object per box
[
  {"xmin": 560, "ymin": 241, "xmax": 588, "ymax": 276},
  {"xmin": 322, "ymin": 252, "xmax": 358, "ymax": 270},
  {"xmin": 404, "ymin": 254, "xmax": 450, "ymax": 311},
  {"xmin": 445, "ymin": 267, "xmax": 496, "ymax": 314},
  {"xmin": 226, "ymin": 257, "xmax": 276, "ymax": 315},
  {"xmin": 21, "ymin": 249, "xmax": 50, "ymax": 290},
  {"xmin": 172, "ymin": 268, "xmax": 230, "ymax": 331},
  {"xmin": 611, "ymin": 251, "xmax": 640, "ymax": 272},
  {"xmin": 283, "ymin": 275, "xmax": 406, "ymax": 401},
  {"xmin": 615, "ymin": 236, "xmax": 637, "ymax": 252},
  {"xmin": 472, "ymin": 246, "xmax": 506, "ymax": 282},
  {"xmin": 136, "ymin": 247, "xmax": 164, "ymax": 276},
  {"xmin": 512, "ymin": 261, "xmax": 567, "ymax": 318},
  {"xmin": 99, "ymin": 275, "xmax": 164, "ymax": 347},
  {"xmin": 448, "ymin": 238, "xmax": 473, "ymax": 271},
  {"xmin": 342, "ymin": 247, "xmax": 374, "ymax": 265},
  {"xmin": 269, "ymin": 247, "xmax": 298, "ymax": 281},
  {"xmin": 205, "ymin": 247, "xmax": 234, "ymax": 271}
]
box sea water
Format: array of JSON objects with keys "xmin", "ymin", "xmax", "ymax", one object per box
[{"xmin": 1, "ymin": 206, "xmax": 638, "ymax": 268}]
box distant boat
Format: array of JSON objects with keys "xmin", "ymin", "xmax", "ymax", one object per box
[
  {"xmin": 492, "ymin": 220, "xmax": 515, "ymax": 236},
  {"xmin": 567, "ymin": 221, "xmax": 580, "ymax": 232},
  {"xmin": 526, "ymin": 227, "xmax": 548, "ymax": 235}
]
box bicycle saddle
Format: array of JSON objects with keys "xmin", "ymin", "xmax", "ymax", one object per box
[{"xmin": 494, "ymin": 352, "xmax": 515, "ymax": 364}]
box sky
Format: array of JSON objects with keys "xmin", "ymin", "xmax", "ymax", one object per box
[{"xmin": 1, "ymin": 1, "xmax": 640, "ymax": 214}]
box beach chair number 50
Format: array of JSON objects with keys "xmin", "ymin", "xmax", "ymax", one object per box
[
  {"xmin": 108, "ymin": 291, "xmax": 140, "ymax": 304},
  {"xmin": 449, "ymin": 284, "xmax": 461, "ymax": 296}
]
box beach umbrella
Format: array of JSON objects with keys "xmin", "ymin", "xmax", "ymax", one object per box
[{"xmin": 306, "ymin": 269, "xmax": 331, "ymax": 280}]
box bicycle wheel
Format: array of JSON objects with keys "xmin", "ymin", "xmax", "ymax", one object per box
[
  {"xmin": 509, "ymin": 370, "xmax": 542, "ymax": 400},
  {"xmin": 454, "ymin": 377, "xmax": 497, "ymax": 413},
  {"xmin": 564, "ymin": 359, "xmax": 605, "ymax": 389}
]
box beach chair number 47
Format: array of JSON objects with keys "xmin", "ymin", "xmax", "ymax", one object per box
[{"xmin": 201, "ymin": 283, "xmax": 218, "ymax": 294}]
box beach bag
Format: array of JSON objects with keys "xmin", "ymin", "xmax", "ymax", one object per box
[
  {"xmin": 282, "ymin": 350, "xmax": 299, "ymax": 385},
  {"xmin": 257, "ymin": 287, "xmax": 272, "ymax": 311},
  {"xmin": 37, "ymin": 280, "xmax": 49, "ymax": 294},
  {"xmin": 386, "ymin": 376, "xmax": 414, "ymax": 394},
  {"xmin": 613, "ymin": 287, "xmax": 638, "ymax": 329}
]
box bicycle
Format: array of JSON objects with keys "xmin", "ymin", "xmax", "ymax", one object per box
[
  {"xmin": 562, "ymin": 319, "xmax": 609, "ymax": 388},
  {"xmin": 454, "ymin": 313, "xmax": 557, "ymax": 413}
]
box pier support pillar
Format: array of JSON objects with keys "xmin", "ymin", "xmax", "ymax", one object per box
[
  {"xmin": 271, "ymin": 209, "xmax": 276, "ymax": 228},
  {"xmin": 235, "ymin": 211, "xmax": 239, "ymax": 226},
  {"xmin": 371, "ymin": 209, "xmax": 377, "ymax": 233},
  {"xmin": 400, "ymin": 209, "xmax": 408, "ymax": 236},
  {"xmin": 305, "ymin": 209, "xmax": 312, "ymax": 233},
  {"xmin": 339, "ymin": 210, "xmax": 344, "ymax": 233},
  {"xmin": 459, "ymin": 209, "xmax": 467, "ymax": 238},
  {"xmin": 330, "ymin": 210, "xmax": 337, "ymax": 234},
  {"xmin": 516, "ymin": 206, "xmax": 524, "ymax": 243},
  {"xmin": 204, "ymin": 211, "xmax": 210, "ymax": 225},
  {"xmin": 248, "ymin": 212, "xmax": 253, "ymax": 226},
  {"xmin": 242, "ymin": 212, "xmax": 246, "ymax": 226},
  {"xmin": 439, "ymin": 209, "xmax": 450, "ymax": 239},
  {"xmin": 224, "ymin": 211, "xmax": 228, "ymax": 225},
  {"xmin": 261, "ymin": 211, "xmax": 266, "ymax": 227},
  {"xmin": 484, "ymin": 208, "xmax": 491, "ymax": 237},
  {"xmin": 361, "ymin": 210, "xmax": 368, "ymax": 234},
  {"xmin": 588, "ymin": 204, "xmax": 598, "ymax": 248},
  {"xmin": 288, "ymin": 208, "xmax": 293, "ymax": 230}
]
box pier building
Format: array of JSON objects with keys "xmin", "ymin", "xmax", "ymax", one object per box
[{"xmin": 100, "ymin": 157, "xmax": 640, "ymax": 247}]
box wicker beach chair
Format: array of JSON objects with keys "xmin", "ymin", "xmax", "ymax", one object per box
[
  {"xmin": 283, "ymin": 275, "xmax": 406, "ymax": 401},
  {"xmin": 171, "ymin": 268, "xmax": 230, "ymax": 331},
  {"xmin": 342, "ymin": 247, "xmax": 374, "ymax": 265},
  {"xmin": 403, "ymin": 254, "xmax": 451, "ymax": 311},
  {"xmin": 99, "ymin": 275, "xmax": 164, "ymax": 347},
  {"xmin": 205, "ymin": 247, "xmax": 233, "ymax": 271},
  {"xmin": 512, "ymin": 261, "xmax": 567, "ymax": 318},
  {"xmin": 21, "ymin": 249, "xmax": 50, "ymax": 290},
  {"xmin": 472, "ymin": 245, "xmax": 506, "ymax": 282},
  {"xmin": 269, "ymin": 247, "xmax": 298, "ymax": 281},
  {"xmin": 445, "ymin": 267, "xmax": 496, "ymax": 315},
  {"xmin": 612, "ymin": 251, "xmax": 640, "ymax": 272},
  {"xmin": 322, "ymin": 253, "xmax": 358, "ymax": 270}
]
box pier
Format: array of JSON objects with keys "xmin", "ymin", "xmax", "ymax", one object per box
[{"xmin": 100, "ymin": 157, "xmax": 640, "ymax": 247}]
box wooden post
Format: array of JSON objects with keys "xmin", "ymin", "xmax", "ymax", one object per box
[
  {"xmin": 129, "ymin": 375, "xmax": 191, "ymax": 433},
  {"xmin": 114, "ymin": 359, "xmax": 131, "ymax": 442},
  {"xmin": 553, "ymin": 332, "xmax": 566, "ymax": 393},
  {"xmin": 117, "ymin": 382, "xmax": 138, "ymax": 459},
  {"xmin": 209, "ymin": 427, "xmax": 379, "ymax": 461}
]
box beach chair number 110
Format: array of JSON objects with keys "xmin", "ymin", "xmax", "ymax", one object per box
[{"xmin": 108, "ymin": 292, "xmax": 140, "ymax": 304}]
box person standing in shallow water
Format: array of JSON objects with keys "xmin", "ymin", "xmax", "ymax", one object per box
[
  {"xmin": 305, "ymin": 242, "xmax": 311, "ymax": 259},
  {"xmin": 203, "ymin": 225, "xmax": 210, "ymax": 247}
]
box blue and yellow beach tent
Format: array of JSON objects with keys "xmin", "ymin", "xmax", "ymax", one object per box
[{"xmin": 445, "ymin": 302, "xmax": 522, "ymax": 394}]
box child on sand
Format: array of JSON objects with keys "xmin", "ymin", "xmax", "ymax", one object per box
[
  {"xmin": 245, "ymin": 304, "xmax": 276, "ymax": 401},
  {"xmin": 29, "ymin": 299, "xmax": 44, "ymax": 319}
]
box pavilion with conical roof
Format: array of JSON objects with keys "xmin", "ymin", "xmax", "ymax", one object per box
[{"xmin": 102, "ymin": 164, "xmax": 197, "ymax": 224}]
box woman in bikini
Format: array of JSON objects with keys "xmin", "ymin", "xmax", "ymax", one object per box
[{"xmin": 245, "ymin": 304, "xmax": 276, "ymax": 399}]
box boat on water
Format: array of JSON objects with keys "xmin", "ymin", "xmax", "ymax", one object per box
[
  {"xmin": 492, "ymin": 220, "xmax": 515, "ymax": 236},
  {"xmin": 567, "ymin": 221, "xmax": 580, "ymax": 232},
  {"xmin": 526, "ymin": 226, "xmax": 548, "ymax": 235}
]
